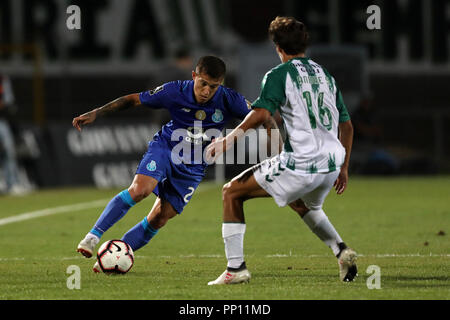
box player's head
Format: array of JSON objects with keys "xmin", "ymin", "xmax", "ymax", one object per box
[
  {"xmin": 192, "ymin": 56, "xmax": 226, "ymax": 104},
  {"xmin": 268, "ymin": 16, "xmax": 309, "ymax": 60}
]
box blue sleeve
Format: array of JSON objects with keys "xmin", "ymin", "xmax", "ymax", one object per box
[
  {"xmin": 139, "ymin": 82, "xmax": 176, "ymax": 109},
  {"xmin": 224, "ymin": 88, "xmax": 251, "ymax": 120}
]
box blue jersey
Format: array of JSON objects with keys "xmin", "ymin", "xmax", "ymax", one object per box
[
  {"xmin": 139, "ymin": 80, "xmax": 250, "ymax": 156},
  {"xmin": 135, "ymin": 80, "xmax": 250, "ymax": 214}
]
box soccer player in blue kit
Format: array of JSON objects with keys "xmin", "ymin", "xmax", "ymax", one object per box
[{"xmin": 72, "ymin": 56, "xmax": 276, "ymax": 272}]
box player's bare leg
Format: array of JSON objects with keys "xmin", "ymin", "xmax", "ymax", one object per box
[
  {"xmin": 120, "ymin": 197, "xmax": 177, "ymax": 252},
  {"xmin": 77, "ymin": 174, "xmax": 158, "ymax": 258},
  {"xmin": 146, "ymin": 197, "xmax": 178, "ymax": 229},
  {"xmin": 208, "ymin": 168, "xmax": 269, "ymax": 285},
  {"xmin": 289, "ymin": 198, "xmax": 358, "ymax": 282},
  {"xmin": 222, "ymin": 168, "xmax": 271, "ymax": 222}
]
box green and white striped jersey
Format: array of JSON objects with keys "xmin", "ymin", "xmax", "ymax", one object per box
[{"xmin": 252, "ymin": 57, "xmax": 350, "ymax": 174}]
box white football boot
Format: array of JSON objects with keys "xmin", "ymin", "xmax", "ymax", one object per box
[
  {"xmin": 338, "ymin": 248, "xmax": 358, "ymax": 282},
  {"xmin": 208, "ymin": 268, "xmax": 251, "ymax": 285},
  {"xmin": 92, "ymin": 261, "xmax": 101, "ymax": 273},
  {"xmin": 76, "ymin": 233, "xmax": 100, "ymax": 258}
]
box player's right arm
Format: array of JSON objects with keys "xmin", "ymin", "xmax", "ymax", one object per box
[{"xmin": 72, "ymin": 93, "xmax": 141, "ymax": 131}]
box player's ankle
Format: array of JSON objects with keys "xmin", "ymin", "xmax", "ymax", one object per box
[
  {"xmin": 336, "ymin": 242, "xmax": 348, "ymax": 258},
  {"xmin": 227, "ymin": 261, "xmax": 247, "ymax": 272}
]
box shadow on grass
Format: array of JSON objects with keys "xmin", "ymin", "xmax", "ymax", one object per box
[{"xmin": 381, "ymin": 275, "xmax": 450, "ymax": 288}]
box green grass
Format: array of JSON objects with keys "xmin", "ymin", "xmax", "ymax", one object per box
[{"xmin": 0, "ymin": 176, "xmax": 449, "ymax": 300}]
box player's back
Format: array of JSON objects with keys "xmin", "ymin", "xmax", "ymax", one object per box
[{"xmin": 257, "ymin": 57, "xmax": 350, "ymax": 173}]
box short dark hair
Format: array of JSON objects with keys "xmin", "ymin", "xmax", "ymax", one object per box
[
  {"xmin": 268, "ymin": 16, "xmax": 309, "ymax": 55},
  {"xmin": 195, "ymin": 56, "xmax": 226, "ymax": 79}
]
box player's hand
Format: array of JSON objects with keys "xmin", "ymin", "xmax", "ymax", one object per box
[
  {"xmin": 334, "ymin": 167, "xmax": 348, "ymax": 195},
  {"xmin": 72, "ymin": 111, "xmax": 96, "ymax": 131},
  {"xmin": 205, "ymin": 137, "xmax": 228, "ymax": 164}
]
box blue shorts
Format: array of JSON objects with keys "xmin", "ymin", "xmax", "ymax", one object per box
[{"xmin": 135, "ymin": 137, "xmax": 206, "ymax": 214}]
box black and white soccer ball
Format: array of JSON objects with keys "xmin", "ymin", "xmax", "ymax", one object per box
[{"xmin": 96, "ymin": 240, "xmax": 134, "ymax": 274}]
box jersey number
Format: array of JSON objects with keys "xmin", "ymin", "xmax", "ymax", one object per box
[
  {"xmin": 302, "ymin": 91, "xmax": 332, "ymax": 131},
  {"xmin": 183, "ymin": 187, "xmax": 195, "ymax": 203}
]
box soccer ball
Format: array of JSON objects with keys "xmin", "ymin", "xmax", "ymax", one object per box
[{"xmin": 96, "ymin": 240, "xmax": 134, "ymax": 274}]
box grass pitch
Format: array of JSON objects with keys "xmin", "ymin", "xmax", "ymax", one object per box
[{"xmin": 0, "ymin": 176, "xmax": 449, "ymax": 300}]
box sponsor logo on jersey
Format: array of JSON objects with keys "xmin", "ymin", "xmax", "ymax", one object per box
[
  {"xmin": 149, "ymin": 85, "xmax": 164, "ymax": 95},
  {"xmin": 181, "ymin": 108, "xmax": 191, "ymax": 113},
  {"xmin": 212, "ymin": 109, "xmax": 224, "ymax": 123},
  {"xmin": 185, "ymin": 126, "xmax": 206, "ymax": 145}
]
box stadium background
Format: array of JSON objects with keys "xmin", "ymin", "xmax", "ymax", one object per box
[
  {"xmin": 0, "ymin": 0, "xmax": 449, "ymax": 303},
  {"xmin": 1, "ymin": 0, "xmax": 449, "ymax": 191}
]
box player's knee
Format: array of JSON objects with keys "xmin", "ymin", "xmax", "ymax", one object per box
[
  {"xmin": 290, "ymin": 199, "xmax": 310, "ymax": 217},
  {"xmin": 222, "ymin": 182, "xmax": 231, "ymax": 199},
  {"xmin": 222, "ymin": 181, "xmax": 240, "ymax": 201},
  {"xmin": 128, "ymin": 186, "xmax": 152, "ymax": 203},
  {"xmin": 223, "ymin": 180, "xmax": 253, "ymax": 204},
  {"xmin": 294, "ymin": 206, "xmax": 310, "ymax": 217}
]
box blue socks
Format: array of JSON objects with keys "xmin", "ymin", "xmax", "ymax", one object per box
[
  {"xmin": 90, "ymin": 190, "xmax": 136, "ymax": 238},
  {"xmin": 122, "ymin": 217, "xmax": 159, "ymax": 251},
  {"xmin": 89, "ymin": 189, "xmax": 159, "ymax": 252}
]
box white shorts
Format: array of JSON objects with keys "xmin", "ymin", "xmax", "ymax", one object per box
[{"xmin": 253, "ymin": 154, "xmax": 340, "ymax": 209}]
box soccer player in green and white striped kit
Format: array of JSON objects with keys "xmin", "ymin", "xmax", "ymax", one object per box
[{"xmin": 206, "ymin": 16, "xmax": 357, "ymax": 285}]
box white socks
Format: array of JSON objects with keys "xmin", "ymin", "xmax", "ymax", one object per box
[
  {"xmin": 302, "ymin": 209, "xmax": 343, "ymax": 256},
  {"xmin": 222, "ymin": 223, "xmax": 246, "ymax": 269},
  {"xmin": 221, "ymin": 210, "xmax": 343, "ymax": 268}
]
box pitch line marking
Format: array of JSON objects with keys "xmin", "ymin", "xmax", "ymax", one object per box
[
  {"xmin": 0, "ymin": 199, "xmax": 110, "ymax": 227},
  {"xmin": 0, "ymin": 182, "xmax": 220, "ymax": 227}
]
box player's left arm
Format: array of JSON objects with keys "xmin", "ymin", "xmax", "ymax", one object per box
[{"xmin": 334, "ymin": 119, "xmax": 353, "ymax": 195}]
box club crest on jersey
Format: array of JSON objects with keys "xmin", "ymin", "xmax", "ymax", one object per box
[
  {"xmin": 146, "ymin": 160, "xmax": 157, "ymax": 172},
  {"xmin": 212, "ymin": 109, "xmax": 224, "ymax": 123},
  {"xmin": 195, "ymin": 110, "xmax": 206, "ymax": 120}
]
